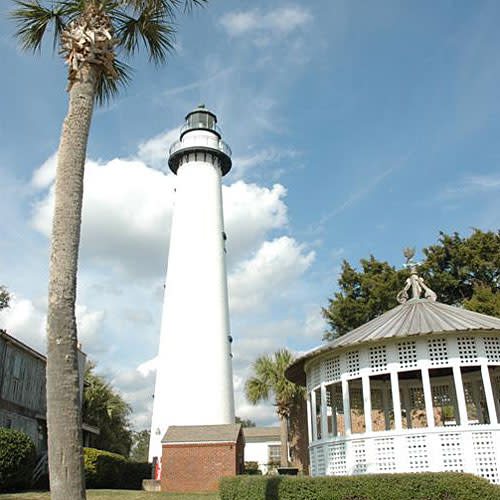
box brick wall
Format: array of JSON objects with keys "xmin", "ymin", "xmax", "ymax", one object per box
[{"xmin": 161, "ymin": 440, "xmax": 243, "ymax": 492}]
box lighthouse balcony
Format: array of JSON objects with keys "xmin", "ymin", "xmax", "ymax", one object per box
[{"xmin": 169, "ymin": 135, "xmax": 232, "ymax": 158}]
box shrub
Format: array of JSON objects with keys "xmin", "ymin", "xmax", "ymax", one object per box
[
  {"xmin": 83, "ymin": 447, "xmax": 150, "ymax": 490},
  {"xmin": 0, "ymin": 427, "xmax": 36, "ymax": 491},
  {"xmin": 245, "ymin": 462, "xmax": 262, "ymax": 475},
  {"xmin": 219, "ymin": 473, "xmax": 500, "ymax": 500}
]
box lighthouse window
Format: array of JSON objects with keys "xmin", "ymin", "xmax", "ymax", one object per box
[{"xmin": 188, "ymin": 112, "xmax": 215, "ymax": 130}]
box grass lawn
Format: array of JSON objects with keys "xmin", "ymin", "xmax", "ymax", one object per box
[{"xmin": 0, "ymin": 491, "xmax": 219, "ymax": 500}]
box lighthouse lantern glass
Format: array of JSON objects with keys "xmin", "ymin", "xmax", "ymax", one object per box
[{"xmin": 188, "ymin": 111, "xmax": 215, "ymax": 130}]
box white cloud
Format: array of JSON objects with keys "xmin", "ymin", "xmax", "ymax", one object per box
[
  {"xmin": 136, "ymin": 127, "xmax": 179, "ymax": 171},
  {"xmin": 0, "ymin": 295, "xmax": 106, "ymax": 356},
  {"xmin": 0, "ymin": 295, "xmax": 46, "ymax": 352},
  {"xmin": 220, "ymin": 6, "xmax": 312, "ymax": 38},
  {"xmin": 231, "ymin": 148, "xmax": 300, "ymax": 180},
  {"xmin": 441, "ymin": 173, "xmax": 500, "ymax": 199},
  {"xmin": 31, "ymin": 153, "xmax": 57, "ymax": 190},
  {"xmin": 228, "ymin": 236, "xmax": 315, "ymax": 314}
]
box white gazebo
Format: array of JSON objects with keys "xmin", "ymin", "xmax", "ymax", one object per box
[{"xmin": 285, "ymin": 265, "xmax": 500, "ymax": 483}]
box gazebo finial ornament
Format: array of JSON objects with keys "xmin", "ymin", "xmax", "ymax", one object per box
[{"xmin": 397, "ymin": 247, "xmax": 437, "ymax": 304}]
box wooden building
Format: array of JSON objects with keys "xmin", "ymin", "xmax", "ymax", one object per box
[{"xmin": 0, "ymin": 329, "xmax": 99, "ymax": 455}]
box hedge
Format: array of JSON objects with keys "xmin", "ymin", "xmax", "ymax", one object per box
[
  {"xmin": 219, "ymin": 473, "xmax": 500, "ymax": 500},
  {"xmin": 83, "ymin": 447, "xmax": 150, "ymax": 490},
  {"xmin": 0, "ymin": 428, "xmax": 36, "ymax": 491}
]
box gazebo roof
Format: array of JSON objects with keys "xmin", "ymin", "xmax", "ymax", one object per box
[{"xmin": 286, "ymin": 263, "xmax": 500, "ymax": 386}]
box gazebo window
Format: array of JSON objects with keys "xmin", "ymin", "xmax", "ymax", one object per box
[
  {"xmin": 462, "ymin": 367, "xmax": 489, "ymax": 424},
  {"xmin": 369, "ymin": 375, "xmax": 394, "ymax": 431},
  {"xmin": 326, "ymin": 382, "xmax": 345, "ymax": 436},
  {"xmin": 399, "ymin": 370, "xmax": 428, "ymax": 429},
  {"xmin": 314, "ymin": 387, "xmax": 322, "ymax": 439},
  {"xmin": 348, "ymin": 379, "xmax": 365, "ymax": 434},
  {"xmin": 429, "ymin": 368, "xmax": 459, "ymax": 427}
]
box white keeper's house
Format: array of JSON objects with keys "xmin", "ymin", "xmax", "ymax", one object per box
[{"xmin": 285, "ymin": 264, "xmax": 500, "ymax": 483}]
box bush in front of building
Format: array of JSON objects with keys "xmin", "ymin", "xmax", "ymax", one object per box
[
  {"xmin": 83, "ymin": 447, "xmax": 150, "ymax": 489},
  {"xmin": 244, "ymin": 462, "xmax": 262, "ymax": 475},
  {"xmin": 219, "ymin": 473, "xmax": 500, "ymax": 500},
  {"xmin": 0, "ymin": 428, "xmax": 36, "ymax": 491}
]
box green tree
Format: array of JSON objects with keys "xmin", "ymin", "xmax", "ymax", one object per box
[
  {"xmin": 0, "ymin": 286, "xmax": 10, "ymax": 311},
  {"xmin": 235, "ymin": 416, "xmax": 256, "ymax": 428},
  {"xmin": 82, "ymin": 363, "xmax": 132, "ymax": 457},
  {"xmin": 323, "ymin": 229, "xmax": 500, "ymax": 341},
  {"xmin": 130, "ymin": 429, "xmax": 150, "ymax": 462},
  {"xmin": 245, "ymin": 349, "xmax": 305, "ymax": 468},
  {"xmin": 11, "ymin": 1, "xmax": 206, "ymax": 498}
]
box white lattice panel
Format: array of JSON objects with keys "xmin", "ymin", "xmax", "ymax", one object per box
[
  {"xmin": 484, "ymin": 337, "xmax": 500, "ymax": 363},
  {"xmin": 375, "ymin": 437, "xmax": 396, "ymax": 473},
  {"xmin": 406, "ymin": 434, "xmax": 429, "ymax": 471},
  {"xmin": 310, "ymin": 448, "xmax": 317, "ymax": 476},
  {"xmin": 352, "ymin": 440, "xmax": 367, "ymax": 474},
  {"xmin": 347, "ymin": 350, "xmax": 360, "ymax": 376},
  {"xmin": 327, "ymin": 442, "xmax": 347, "ymax": 476},
  {"xmin": 457, "ymin": 337, "xmax": 478, "ymax": 364},
  {"xmin": 428, "ymin": 338, "xmax": 448, "ymax": 366},
  {"xmin": 398, "ymin": 341, "xmax": 417, "ymax": 368},
  {"xmin": 308, "ymin": 362, "xmax": 321, "ymax": 390},
  {"xmin": 369, "ymin": 345, "xmax": 387, "ymax": 373},
  {"xmin": 316, "ymin": 445, "xmax": 326, "ymax": 476},
  {"xmin": 472, "ymin": 432, "xmax": 499, "ymax": 484},
  {"xmin": 439, "ymin": 433, "xmax": 464, "ymax": 472},
  {"xmin": 325, "ymin": 356, "xmax": 341, "ymax": 383}
]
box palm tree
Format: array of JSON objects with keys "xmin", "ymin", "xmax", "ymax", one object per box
[
  {"xmin": 11, "ymin": 1, "xmax": 206, "ymax": 498},
  {"xmin": 245, "ymin": 349, "xmax": 305, "ymax": 468}
]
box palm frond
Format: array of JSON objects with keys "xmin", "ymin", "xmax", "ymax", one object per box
[
  {"xmin": 124, "ymin": 0, "xmax": 206, "ymax": 16},
  {"xmin": 11, "ymin": 0, "xmax": 69, "ymax": 52},
  {"xmin": 95, "ymin": 57, "xmax": 132, "ymax": 105},
  {"xmin": 115, "ymin": 7, "xmax": 175, "ymax": 64}
]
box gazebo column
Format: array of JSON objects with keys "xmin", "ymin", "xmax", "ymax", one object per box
[
  {"xmin": 362, "ymin": 375, "xmax": 372, "ymax": 433},
  {"xmin": 342, "ymin": 377, "xmax": 351, "ymax": 436},
  {"xmin": 311, "ymin": 390, "xmax": 318, "ymax": 441},
  {"xmin": 452, "ymin": 365, "xmax": 468, "ymax": 426},
  {"xmin": 390, "ymin": 370, "xmax": 402, "ymax": 430},
  {"xmin": 306, "ymin": 394, "xmax": 313, "ymax": 444},
  {"xmin": 421, "ymin": 367, "xmax": 435, "ymax": 428},
  {"xmin": 480, "ymin": 364, "xmax": 498, "ymax": 424}
]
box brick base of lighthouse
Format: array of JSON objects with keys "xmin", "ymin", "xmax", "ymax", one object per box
[{"xmin": 160, "ymin": 424, "xmax": 244, "ymax": 493}]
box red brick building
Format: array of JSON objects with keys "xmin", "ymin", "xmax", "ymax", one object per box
[{"xmin": 161, "ymin": 424, "xmax": 244, "ymax": 493}]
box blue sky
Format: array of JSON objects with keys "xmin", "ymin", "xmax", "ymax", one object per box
[{"xmin": 1, "ymin": 1, "xmax": 500, "ymax": 428}]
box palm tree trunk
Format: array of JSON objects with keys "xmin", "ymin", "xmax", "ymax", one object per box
[
  {"xmin": 46, "ymin": 63, "xmax": 98, "ymax": 500},
  {"xmin": 279, "ymin": 415, "xmax": 289, "ymax": 468}
]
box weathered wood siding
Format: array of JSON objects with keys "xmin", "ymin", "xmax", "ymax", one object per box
[
  {"xmin": 0, "ymin": 335, "xmax": 46, "ymax": 452},
  {"xmin": 0, "ymin": 337, "xmax": 46, "ymax": 413}
]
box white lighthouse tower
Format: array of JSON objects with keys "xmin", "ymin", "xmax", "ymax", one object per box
[{"xmin": 149, "ymin": 106, "xmax": 235, "ymax": 462}]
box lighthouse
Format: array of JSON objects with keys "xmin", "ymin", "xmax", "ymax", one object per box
[{"xmin": 149, "ymin": 106, "xmax": 235, "ymax": 462}]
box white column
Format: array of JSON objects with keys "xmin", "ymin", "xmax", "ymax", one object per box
[
  {"xmin": 452, "ymin": 365, "xmax": 468, "ymax": 426},
  {"xmin": 481, "ymin": 364, "xmax": 498, "ymax": 424},
  {"xmin": 306, "ymin": 395, "xmax": 313, "ymax": 444},
  {"xmin": 362, "ymin": 375, "xmax": 372, "ymax": 433},
  {"xmin": 421, "ymin": 367, "xmax": 435, "ymax": 428},
  {"xmin": 390, "ymin": 370, "xmax": 402, "ymax": 430},
  {"xmin": 342, "ymin": 377, "xmax": 351, "ymax": 436},
  {"xmin": 320, "ymin": 383, "xmax": 328, "ymax": 439},
  {"xmin": 311, "ymin": 390, "xmax": 318, "ymax": 441}
]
